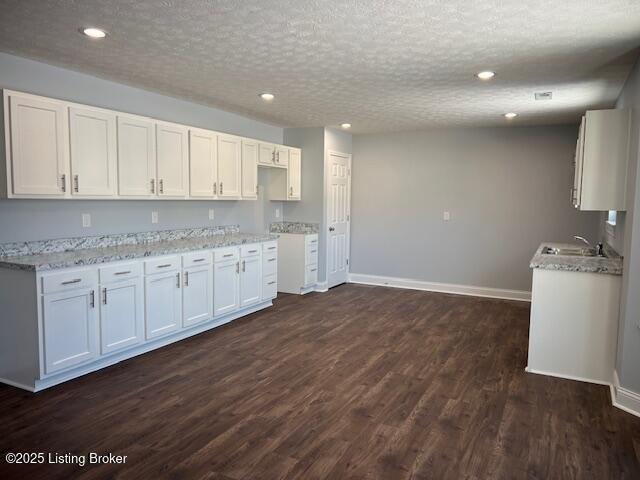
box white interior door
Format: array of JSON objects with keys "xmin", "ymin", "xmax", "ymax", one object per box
[{"xmin": 326, "ymin": 151, "xmax": 351, "ymax": 288}]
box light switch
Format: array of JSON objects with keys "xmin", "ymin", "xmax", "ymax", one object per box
[
  {"xmin": 208, "ymin": 209, "xmax": 215, "ymax": 221},
  {"xmin": 443, "ymin": 211, "xmax": 451, "ymax": 221},
  {"xmin": 82, "ymin": 213, "xmax": 91, "ymax": 228},
  {"xmin": 275, "ymin": 208, "xmax": 280, "ymax": 218},
  {"xmin": 151, "ymin": 211, "xmax": 159, "ymax": 224}
]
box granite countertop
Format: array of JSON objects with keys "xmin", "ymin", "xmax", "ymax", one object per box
[
  {"xmin": 530, "ymin": 242, "xmax": 623, "ymax": 275},
  {"xmin": 270, "ymin": 221, "xmax": 319, "ymax": 235},
  {"xmin": 0, "ymin": 232, "xmax": 278, "ymax": 272}
]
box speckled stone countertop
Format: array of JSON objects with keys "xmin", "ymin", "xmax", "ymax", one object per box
[
  {"xmin": 0, "ymin": 228, "xmax": 278, "ymax": 272},
  {"xmin": 270, "ymin": 222, "xmax": 319, "ymax": 235},
  {"xmin": 530, "ymin": 242, "xmax": 623, "ymax": 275}
]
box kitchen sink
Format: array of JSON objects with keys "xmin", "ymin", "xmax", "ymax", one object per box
[{"xmin": 542, "ymin": 246, "xmax": 602, "ymax": 257}]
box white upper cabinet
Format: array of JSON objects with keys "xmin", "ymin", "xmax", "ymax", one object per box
[
  {"xmin": 156, "ymin": 122, "xmax": 188, "ymax": 198},
  {"xmin": 69, "ymin": 107, "xmax": 117, "ymax": 197},
  {"xmin": 189, "ymin": 128, "xmax": 218, "ymax": 198},
  {"xmin": 275, "ymin": 146, "xmax": 289, "ymax": 168},
  {"xmin": 241, "ymin": 139, "xmax": 258, "ymax": 199},
  {"xmin": 258, "ymin": 143, "xmax": 276, "ymax": 166},
  {"xmin": 288, "ymin": 148, "xmax": 301, "ymax": 200},
  {"xmin": 217, "ymin": 134, "xmax": 242, "ymax": 199},
  {"xmin": 7, "ymin": 92, "xmax": 68, "ymax": 197},
  {"xmin": 573, "ymin": 109, "xmax": 630, "ymax": 211},
  {"xmin": 117, "ymin": 115, "xmax": 156, "ymax": 197}
]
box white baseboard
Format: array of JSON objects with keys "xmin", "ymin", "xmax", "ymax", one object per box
[
  {"xmin": 611, "ymin": 370, "xmax": 640, "ymax": 418},
  {"xmin": 314, "ymin": 281, "xmax": 328, "ymax": 293},
  {"xmin": 525, "ymin": 366, "xmax": 612, "ymax": 386},
  {"xmin": 348, "ymin": 273, "xmax": 531, "ymax": 302}
]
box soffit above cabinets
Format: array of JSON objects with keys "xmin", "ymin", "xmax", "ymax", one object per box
[{"xmin": 0, "ymin": 1, "xmax": 639, "ymax": 132}]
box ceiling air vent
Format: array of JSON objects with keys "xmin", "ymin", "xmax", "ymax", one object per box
[{"xmin": 534, "ymin": 91, "xmax": 553, "ymax": 101}]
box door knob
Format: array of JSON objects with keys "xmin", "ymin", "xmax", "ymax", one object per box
[{"xmin": 329, "ymin": 227, "xmax": 335, "ymax": 232}]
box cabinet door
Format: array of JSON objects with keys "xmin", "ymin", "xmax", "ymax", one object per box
[
  {"xmin": 572, "ymin": 116, "xmax": 585, "ymax": 208},
  {"xmin": 275, "ymin": 146, "xmax": 289, "ymax": 168},
  {"xmin": 258, "ymin": 143, "xmax": 275, "ymax": 166},
  {"xmin": 183, "ymin": 264, "xmax": 213, "ymax": 327},
  {"xmin": 117, "ymin": 116, "xmax": 156, "ymax": 197},
  {"xmin": 217, "ymin": 134, "xmax": 242, "ymax": 198},
  {"xmin": 69, "ymin": 107, "xmax": 117, "ymax": 196},
  {"xmin": 241, "ymin": 139, "xmax": 258, "ymax": 199},
  {"xmin": 156, "ymin": 123, "xmax": 188, "ymax": 197},
  {"xmin": 42, "ymin": 287, "xmax": 98, "ymax": 374},
  {"xmin": 288, "ymin": 148, "xmax": 301, "ymax": 200},
  {"xmin": 189, "ymin": 128, "xmax": 217, "ymax": 198},
  {"xmin": 240, "ymin": 255, "xmax": 262, "ymax": 307},
  {"xmin": 145, "ymin": 271, "xmax": 182, "ymax": 339},
  {"xmin": 9, "ymin": 94, "xmax": 68, "ymax": 196},
  {"xmin": 213, "ymin": 260, "xmax": 240, "ymax": 317},
  {"xmin": 100, "ymin": 278, "xmax": 144, "ymax": 354}
]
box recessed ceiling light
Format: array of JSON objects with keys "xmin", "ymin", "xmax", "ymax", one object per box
[
  {"xmin": 259, "ymin": 93, "xmax": 275, "ymax": 101},
  {"xmin": 477, "ymin": 71, "xmax": 495, "ymax": 80},
  {"xmin": 82, "ymin": 27, "xmax": 107, "ymax": 38},
  {"xmin": 340, "ymin": 123, "xmax": 351, "ymax": 129},
  {"xmin": 504, "ymin": 112, "xmax": 518, "ymax": 119}
]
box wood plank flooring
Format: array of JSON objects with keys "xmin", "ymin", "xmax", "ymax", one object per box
[{"xmin": 1, "ymin": 284, "xmax": 639, "ymax": 479}]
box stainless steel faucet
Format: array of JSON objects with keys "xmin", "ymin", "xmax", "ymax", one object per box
[{"xmin": 573, "ymin": 235, "xmax": 590, "ymax": 246}]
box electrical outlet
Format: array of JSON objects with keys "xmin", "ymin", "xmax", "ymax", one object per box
[
  {"xmin": 151, "ymin": 211, "xmax": 159, "ymax": 224},
  {"xmin": 82, "ymin": 213, "xmax": 91, "ymax": 228},
  {"xmin": 443, "ymin": 211, "xmax": 450, "ymax": 221},
  {"xmin": 275, "ymin": 208, "xmax": 280, "ymax": 219},
  {"xmin": 208, "ymin": 209, "xmax": 215, "ymax": 221}
]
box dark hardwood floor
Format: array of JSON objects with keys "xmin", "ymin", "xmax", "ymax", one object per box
[{"xmin": 1, "ymin": 284, "xmax": 639, "ymax": 479}]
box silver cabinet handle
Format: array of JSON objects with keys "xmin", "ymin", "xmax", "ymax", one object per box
[
  {"xmin": 213, "ymin": 182, "xmax": 217, "ymax": 195},
  {"xmin": 272, "ymin": 150, "xmax": 275, "ymax": 162},
  {"xmin": 255, "ymin": 185, "xmax": 258, "ymax": 195},
  {"xmin": 90, "ymin": 290, "xmax": 95, "ymax": 308},
  {"xmin": 150, "ymin": 178, "xmax": 155, "ymax": 194},
  {"xmin": 192, "ymin": 258, "xmax": 206, "ymax": 263},
  {"xmin": 290, "ymin": 186, "xmax": 293, "ymax": 196},
  {"xmin": 310, "ymin": 239, "xmax": 317, "ymax": 243},
  {"xmin": 248, "ymin": 249, "xmax": 258, "ymax": 253},
  {"xmin": 159, "ymin": 179, "xmax": 164, "ymax": 194},
  {"xmin": 310, "ymin": 268, "xmax": 317, "ymax": 272},
  {"xmin": 176, "ymin": 272, "xmax": 180, "ymax": 288},
  {"xmin": 220, "ymin": 182, "xmax": 223, "ymax": 195},
  {"xmin": 114, "ymin": 270, "xmax": 131, "ymax": 275},
  {"xmin": 157, "ymin": 264, "xmax": 172, "ymax": 269},
  {"xmin": 268, "ymin": 246, "xmax": 276, "ymax": 250},
  {"xmin": 61, "ymin": 278, "xmax": 82, "ymax": 285},
  {"xmin": 329, "ymin": 227, "xmax": 335, "ymax": 232},
  {"xmin": 267, "ymin": 281, "xmax": 276, "ymax": 285},
  {"xmin": 74, "ymin": 175, "xmax": 79, "ymax": 193},
  {"xmin": 236, "ymin": 262, "xmax": 239, "ymax": 274},
  {"xmin": 60, "ymin": 174, "xmax": 66, "ymax": 192},
  {"xmin": 267, "ymin": 258, "xmax": 276, "ymax": 262},
  {"xmin": 242, "ymin": 260, "xmax": 246, "ymax": 272},
  {"xmin": 102, "ymin": 287, "xmax": 107, "ymax": 305},
  {"xmin": 310, "ymin": 250, "xmax": 317, "ymax": 253},
  {"xmin": 184, "ymin": 271, "xmax": 189, "ymax": 287},
  {"xmin": 223, "ymin": 253, "xmax": 234, "ymax": 258}
]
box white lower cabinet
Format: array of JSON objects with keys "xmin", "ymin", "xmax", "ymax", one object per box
[
  {"xmin": 214, "ymin": 258, "xmax": 240, "ymax": 317},
  {"xmin": 182, "ymin": 263, "xmax": 214, "ymax": 327},
  {"xmin": 1, "ymin": 240, "xmax": 277, "ymax": 391},
  {"xmin": 240, "ymin": 253, "xmax": 262, "ymax": 307},
  {"xmin": 99, "ymin": 276, "xmax": 144, "ymax": 355},
  {"xmin": 42, "ymin": 286, "xmax": 98, "ymax": 374},
  {"xmin": 145, "ymin": 268, "xmax": 182, "ymax": 339}
]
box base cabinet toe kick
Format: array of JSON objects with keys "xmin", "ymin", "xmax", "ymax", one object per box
[{"xmin": 0, "ymin": 240, "xmax": 278, "ymax": 392}]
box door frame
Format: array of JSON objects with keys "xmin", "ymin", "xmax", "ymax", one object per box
[{"xmin": 324, "ymin": 149, "xmax": 352, "ymax": 289}]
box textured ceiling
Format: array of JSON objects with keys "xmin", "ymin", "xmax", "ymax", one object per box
[{"xmin": 1, "ymin": 0, "xmax": 639, "ymax": 133}]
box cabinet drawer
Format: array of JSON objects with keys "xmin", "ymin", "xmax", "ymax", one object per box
[
  {"xmin": 305, "ymin": 234, "xmax": 318, "ymax": 247},
  {"xmin": 263, "ymin": 274, "xmax": 277, "ymax": 300},
  {"xmin": 305, "ymin": 243, "xmax": 319, "ymax": 266},
  {"xmin": 214, "ymin": 247, "xmax": 239, "ymax": 263},
  {"xmin": 304, "ymin": 264, "xmax": 318, "ymax": 287},
  {"xmin": 241, "ymin": 244, "xmax": 261, "ymax": 258},
  {"xmin": 182, "ymin": 251, "xmax": 212, "ymax": 268},
  {"xmin": 99, "ymin": 262, "xmax": 142, "ymax": 283},
  {"xmin": 144, "ymin": 256, "xmax": 180, "ymax": 275},
  {"xmin": 263, "ymin": 252, "xmax": 277, "ymax": 276},
  {"xmin": 41, "ymin": 268, "xmax": 98, "ymax": 294},
  {"xmin": 262, "ymin": 241, "xmax": 278, "ymax": 253}
]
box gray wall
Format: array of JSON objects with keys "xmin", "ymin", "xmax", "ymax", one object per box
[
  {"xmin": 0, "ymin": 53, "xmax": 284, "ymax": 242},
  {"xmin": 613, "ymin": 57, "xmax": 640, "ymax": 394},
  {"xmin": 350, "ymin": 125, "xmax": 601, "ymax": 292}
]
